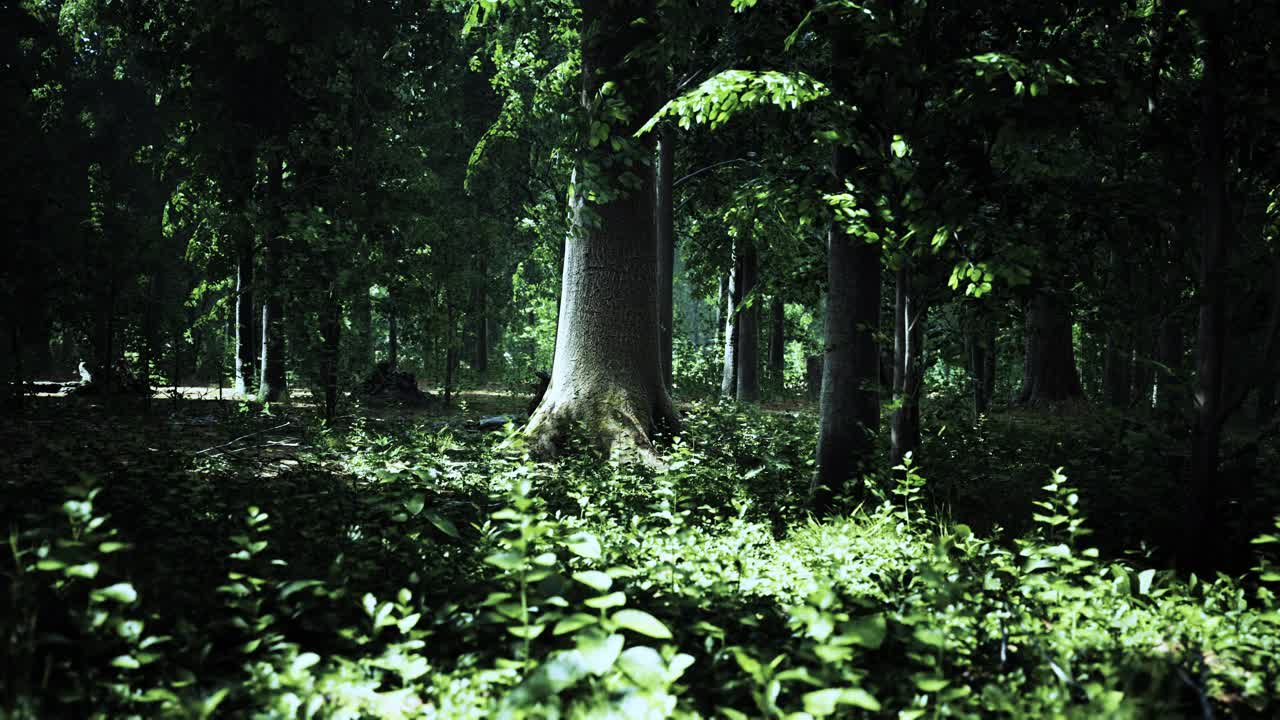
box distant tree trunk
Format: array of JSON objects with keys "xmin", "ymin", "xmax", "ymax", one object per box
[
  {"xmin": 813, "ymin": 134, "xmax": 882, "ymax": 511},
  {"xmin": 891, "ymin": 266, "xmax": 927, "ymax": 466},
  {"xmin": 1132, "ymin": 329, "xmax": 1156, "ymax": 411},
  {"xmin": 259, "ymin": 153, "xmax": 287, "ymax": 403},
  {"xmin": 967, "ymin": 312, "xmax": 996, "ymax": 415},
  {"xmin": 475, "ymin": 257, "xmax": 490, "ymax": 377},
  {"xmin": 444, "ymin": 302, "xmax": 457, "ymax": 407},
  {"xmin": 768, "ymin": 296, "xmax": 785, "ymax": 381},
  {"xmin": 716, "ymin": 273, "xmax": 728, "ymax": 352},
  {"xmin": 657, "ymin": 129, "xmax": 675, "ymax": 391},
  {"xmin": 805, "ymin": 355, "xmax": 823, "ymax": 401},
  {"xmin": 1156, "ymin": 311, "xmax": 1184, "ymax": 416},
  {"xmin": 721, "ymin": 250, "xmax": 741, "ymax": 398},
  {"xmin": 1015, "ymin": 289, "xmax": 1085, "ymax": 409},
  {"xmin": 319, "ymin": 284, "xmax": 342, "ymax": 421},
  {"xmin": 234, "ymin": 235, "xmax": 255, "ymax": 397},
  {"xmin": 351, "ymin": 286, "xmax": 372, "ymax": 371},
  {"xmin": 524, "ymin": 0, "xmax": 677, "ymax": 456},
  {"xmin": 387, "ymin": 299, "xmax": 399, "ymax": 370},
  {"xmin": 1102, "ymin": 333, "xmax": 1132, "ymax": 408},
  {"xmin": 1185, "ymin": 5, "xmax": 1229, "ymax": 572},
  {"xmin": 736, "ymin": 240, "xmax": 760, "ymax": 403}
]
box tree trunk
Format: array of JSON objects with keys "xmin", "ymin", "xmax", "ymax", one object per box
[
  {"xmin": 812, "ymin": 139, "xmax": 882, "ymax": 511},
  {"xmin": 967, "ymin": 311, "xmax": 996, "ymax": 416},
  {"xmin": 1259, "ymin": 380, "xmax": 1277, "ymax": 427},
  {"xmin": 891, "ymin": 266, "xmax": 927, "ymax": 466},
  {"xmin": 736, "ymin": 240, "xmax": 760, "ymax": 403},
  {"xmin": 768, "ymin": 296, "xmax": 785, "ymax": 381},
  {"xmin": 476, "ymin": 257, "xmax": 490, "ymax": 377},
  {"xmin": 1184, "ymin": 5, "xmax": 1229, "ymax": 572},
  {"xmin": 1132, "ymin": 329, "xmax": 1155, "ymax": 411},
  {"xmin": 9, "ymin": 322, "xmax": 23, "ymax": 411},
  {"xmin": 259, "ymin": 153, "xmax": 287, "ymax": 403},
  {"xmin": 657, "ymin": 129, "xmax": 675, "ymax": 391},
  {"xmin": 1015, "ymin": 289, "xmax": 1085, "ymax": 409},
  {"xmin": 445, "ymin": 302, "xmax": 457, "ymax": 407},
  {"xmin": 716, "ymin": 272, "xmax": 728, "ymax": 353},
  {"xmin": 234, "ymin": 235, "xmax": 255, "ymax": 397},
  {"xmin": 721, "ymin": 248, "xmax": 742, "ymax": 398},
  {"xmin": 319, "ymin": 284, "xmax": 342, "ymax": 421},
  {"xmin": 1102, "ymin": 333, "xmax": 1132, "ymax": 408},
  {"xmin": 525, "ymin": 0, "xmax": 677, "ymax": 457},
  {"xmin": 352, "ymin": 285, "xmax": 372, "ymax": 372},
  {"xmin": 387, "ymin": 299, "xmax": 399, "ymax": 370}
]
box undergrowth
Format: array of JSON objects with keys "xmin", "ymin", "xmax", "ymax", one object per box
[{"xmin": 2, "ymin": 401, "xmax": 1279, "ymax": 718}]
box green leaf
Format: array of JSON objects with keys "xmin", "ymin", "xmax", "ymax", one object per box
[
  {"xmin": 403, "ymin": 494, "xmax": 425, "ymax": 516},
  {"xmin": 618, "ymin": 646, "xmax": 666, "ymax": 689},
  {"xmin": 1137, "ymin": 568, "xmax": 1156, "ymax": 595},
  {"xmin": 572, "ymin": 570, "xmax": 613, "ymax": 592},
  {"xmin": 507, "ymin": 624, "xmax": 546, "ymax": 639},
  {"xmin": 576, "ymin": 632, "xmax": 624, "ymax": 675},
  {"xmin": 566, "ymin": 532, "xmax": 603, "ymax": 560},
  {"xmin": 584, "ymin": 591, "xmax": 626, "ymax": 609},
  {"xmin": 94, "ymin": 583, "xmax": 138, "ymax": 604},
  {"xmin": 612, "ymin": 609, "xmax": 672, "ymax": 639},
  {"xmin": 554, "ymin": 613, "xmax": 598, "ymax": 636},
  {"xmin": 426, "ymin": 511, "xmax": 461, "ymax": 539},
  {"xmin": 846, "ymin": 613, "xmax": 887, "ymax": 649}
]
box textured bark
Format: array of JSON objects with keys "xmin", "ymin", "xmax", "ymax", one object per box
[
  {"xmin": 813, "ymin": 139, "xmax": 882, "ymax": 512},
  {"xmin": 259, "ymin": 153, "xmax": 287, "ymax": 402},
  {"xmin": 735, "ymin": 240, "xmax": 760, "ymax": 403},
  {"xmin": 657, "ymin": 131, "xmax": 675, "ymax": 391},
  {"xmin": 1185, "ymin": 6, "xmax": 1229, "ymax": 571},
  {"xmin": 720, "ymin": 250, "xmax": 741, "ymax": 398},
  {"xmin": 1015, "ymin": 290, "xmax": 1085, "ymax": 409},
  {"xmin": 890, "ymin": 267, "xmax": 927, "ymax": 466},
  {"xmin": 234, "ymin": 236, "xmax": 255, "ymax": 396},
  {"xmin": 525, "ymin": 0, "xmax": 676, "ymax": 457},
  {"xmin": 768, "ymin": 296, "xmax": 785, "ymax": 379}
]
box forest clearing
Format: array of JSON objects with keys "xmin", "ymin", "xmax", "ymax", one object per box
[{"xmin": 3, "ymin": 0, "xmax": 1280, "ymax": 718}]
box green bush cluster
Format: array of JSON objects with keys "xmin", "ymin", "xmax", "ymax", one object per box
[{"xmin": 3, "ymin": 408, "xmax": 1280, "ymax": 718}]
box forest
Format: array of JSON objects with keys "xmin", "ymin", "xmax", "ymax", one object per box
[{"xmin": 2, "ymin": 0, "xmax": 1280, "ymax": 717}]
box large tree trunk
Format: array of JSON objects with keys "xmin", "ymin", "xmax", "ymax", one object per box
[
  {"xmin": 234, "ymin": 235, "xmax": 255, "ymax": 397},
  {"xmin": 1015, "ymin": 289, "xmax": 1085, "ymax": 409},
  {"xmin": 812, "ymin": 141, "xmax": 882, "ymax": 512},
  {"xmin": 720, "ymin": 250, "xmax": 741, "ymax": 398},
  {"xmin": 890, "ymin": 266, "xmax": 927, "ymax": 466},
  {"xmin": 735, "ymin": 240, "xmax": 760, "ymax": 402},
  {"xmin": 1184, "ymin": 6, "xmax": 1229, "ymax": 572},
  {"xmin": 657, "ymin": 130, "xmax": 675, "ymax": 391},
  {"xmin": 525, "ymin": 0, "xmax": 676, "ymax": 457},
  {"xmin": 259, "ymin": 153, "xmax": 287, "ymax": 402},
  {"xmin": 768, "ymin": 296, "xmax": 785, "ymax": 381}
]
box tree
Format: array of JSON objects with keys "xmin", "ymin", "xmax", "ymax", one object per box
[{"xmin": 525, "ymin": 0, "xmax": 678, "ymax": 456}]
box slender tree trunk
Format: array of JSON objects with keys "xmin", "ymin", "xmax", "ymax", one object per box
[
  {"xmin": 967, "ymin": 311, "xmax": 996, "ymax": 416},
  {"xmin": 813, "ymin": 134, "xmax": 882, "ymax": 512},
  {"xmin": 525, "ymin": 0, "xmax": 677, "ymax": 456},
  {"xmin": 891, "ymin": 266, "xmax": 927, "ymax": 466},
  {"xmin": 736, "ymin": 240, "xmax": 760, "ymax": 402},
  {"xmin": 716, "ymin": 273, "xmax": 728, "ymax": 352},
  {"xmin": 352, "ymin": 286, "xmax": 372, "ymax": 372},
  {"xmin": 768, "ymin": 296, "xmax": 785, "ymax": 381},
  {"xmin": 721, "ymin": 249, "xmax": 741, "ymax": 398},
  {"xmin": 657, "ymin": 129, "xmax": 675, "ymax": 391},
  {"xmin": 319, "ymin": 284, "xmax": 342, "ymax": 421},
  {"xmin": 1015, "ymin": 289, "xmax": 1085, "ymax": 409},
  {"xmin": 1132, "ymin": 329, "xmax": 1156, "ymax": 411},
  {"xmin": 444, "ymin": 302, "xmax": 457, "ymax": 407},
  {"xmin": 476, "ymin": 257, "xmax": 490, "ymax": 377},
  {"xmin": 1103, "ymin": 333, "xmax": 1132, "ymax": 408},
  {"xmin": 1156, "ymin": 312, "xmax": 1184, "ymax": 416},
  {"xmin": 234, "ymin": 235, "xmax": 255, "ymax": 397},
  {"xmin": 1185, "ymin": 6, "xmax": 1229, "ymax": 571},
  {"xmin": 387, "ymin": 300, "xmax": 399, "ymax": 370},
  {"xmin": 259, "ymin": 153, "xmax": 287, "ymax": 402}
]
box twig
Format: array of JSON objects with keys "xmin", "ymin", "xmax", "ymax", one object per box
[{"xmin": 195, "ymin": 422, "xmax": 293, "ymax": 455}]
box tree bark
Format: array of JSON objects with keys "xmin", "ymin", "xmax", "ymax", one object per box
[
  {"xmin": 768, "ymin": 296, "xmax": 785, "ymax": 381},
  {"xmin": 812, "ymin": 139, "xmax": 882, "ymax": 512},
  {"xmin": 657, "ymin": 129, "xmax": 675, "ymax": 391},
  {"xmin": 259, "ymin": 152, "xmax": 287, "ymax": 402},
  {"xmin": 525, "ymin": 0, "xmax": 677, "ymax": 457},
  {"xmin": 891, "ymin": 266, "xmax": 926, "ymax": 466},
  {"xmin": 1015, "ymin": 289, "xmax": 1085, "ymax": 409},
  {"xmin": 234, "ymin": 235, "xmax": 255, "ymax": 397},
  {"xmin": 736, "ymin": 240, "xmax": 760, "ymax": 402},
  {"xmin": 721, "ymin": 249, "xmax": 741, "ymax": 398},
  {"xmin": 1184, "ymin": 5, "xmax": 1229, "ymax": 571}
]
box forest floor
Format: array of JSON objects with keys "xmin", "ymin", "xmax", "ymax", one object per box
[{"xmin": 5, "ymin": 388, "xmax": 1280, "ymax": 717}]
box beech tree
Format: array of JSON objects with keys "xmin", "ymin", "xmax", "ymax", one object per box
[{"xmin": 525, "ymin": 0, "xmax": 678, "ymax": 455}]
